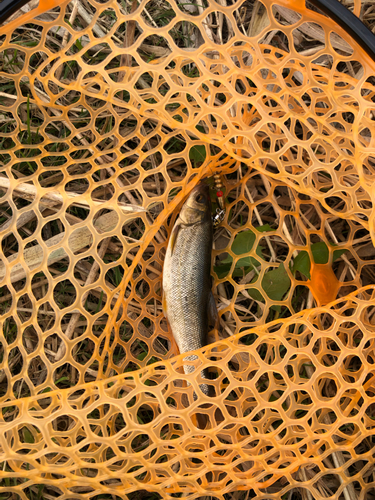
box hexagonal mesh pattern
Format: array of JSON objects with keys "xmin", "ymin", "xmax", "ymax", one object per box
[{"xmin": 0, "ymin": 0, "xmax": 374, "ymax": 498}]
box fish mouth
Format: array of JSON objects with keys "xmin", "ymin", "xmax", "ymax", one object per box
[
  {"xmin": 181, "ymin": 182, "xmax": 211, "ymax": 221},
  {"xmin": 190, "ymin": 183, "xmax": 210, "ymax": 197}
]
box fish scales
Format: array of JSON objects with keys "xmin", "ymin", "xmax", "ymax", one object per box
[
  {"xmin": 166, "ymin": 218, "xmax": 212, "ymax": 354},
  {"xmin": 163, "ymin": 184, "xmax": 213, "ymax": 396}
]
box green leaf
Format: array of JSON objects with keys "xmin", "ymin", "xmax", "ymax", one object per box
[
  {"xmin": 195, "ymin": 124, "xmax": 206, "ymax": 133},
  {"xmin": 75, "ymin": 38, "xmax": 83, "ymax": 51},
  {"xmin": 333, "ymin": 248, "xmax": 347, "ymax": 261},
  {"xmin": 214, "ymin": 258, "xmax": 260, "ymax": 279},
  {"xmin": 256, "ymin": 223, "xmax": 274, "ymax": 233},
  {"xmin": 189, "ymin": 145, "xmax": 206, "ymax": 163},
  {"xmin": 270, "ymin": 304, "xmax": 282, "ymax": 312},
  {"xmin": 214, "ymin": 228, "xmax": 272, "ymax": 279},
  {"xmin": 292, "ymin": 243, "xmax": 347, "ymax": 279},
  {"xmin": 23, "ymin": 427, "xmax": 35, "ymax": 444},
  {"xmin": 237, "ymin": 256, "xmax": 260, "ymax": 269},
  {"xmin": 292, "ymin": 251, "xmax": 310, "ymax": 279},
  {"xmin": 55, "ymin": 376, "xmax": 70, "ymax": 384},
  {"xmin": 311, "ymin": 241, "xmax": 329, "ymax": 264},
  {"xmin": 214, "ymin": 228, "xmax": 273, "ymax": 279},
  {"xmin": 248, "ymin": 288, "xmax": 264, "ymax": 302},
  {"xmin": 261, "ymin": 263, "xmax": 291, "ymax": 301},
  {"xmin": 137, "ymin": 351, "xmax": 147, "ymax": 361},
  {"xmin": 214, "ymin": 263, "xmax": 232, "ymax": 279},
  {"xmin": 255, "ymin": 245, "xmax": 264, "ymax": 259},
  {"xmin": 215, "ymin": 230, "xmax": 258, "ymax": 278},
  {"xmin": 232, "ymin": 230, "xmax": 256, "ymax": 256}
]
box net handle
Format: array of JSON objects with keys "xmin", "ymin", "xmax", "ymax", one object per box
[
  {"xmin": 0, "ymin": 0, "xmax": 30, "ymax": 25},
  {"xmin": 308, "ymin": 0, "xmax": 375, "ymax": 61},
  {"xmin": 0, "ymin": 0, "xmax": 65, "ymax": 26}
]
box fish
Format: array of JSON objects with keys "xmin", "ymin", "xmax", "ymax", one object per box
[{"xmin": 162, "ymin": 183, "xmax": 216, "ymax": 397}]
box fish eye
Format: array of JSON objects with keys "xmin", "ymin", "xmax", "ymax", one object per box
[{"xmin": 196, "ymin": 194, "xmax": 204, "ymax": 203}]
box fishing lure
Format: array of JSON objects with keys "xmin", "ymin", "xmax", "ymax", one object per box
[{"xmin": 213, "ymin": 172, "xmax": 226, "ymax": 227}]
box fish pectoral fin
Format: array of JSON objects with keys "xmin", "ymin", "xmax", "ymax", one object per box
[
  {"xmin": 169, "ymin": 222, "xmax": 181, "ymax": 256},
  {"xmin": 208, "ymin": 291, "xmax": 218, "ymax": 327}
]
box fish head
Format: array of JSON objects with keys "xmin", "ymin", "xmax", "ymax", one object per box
[{"xmin": 180, "ymin": 184, "xmax": 211, "ymax": 225}]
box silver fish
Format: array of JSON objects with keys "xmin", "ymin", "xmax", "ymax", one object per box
[{"xmin": 162, "ymin": 184, "xmax": 216, "ymax": 396}]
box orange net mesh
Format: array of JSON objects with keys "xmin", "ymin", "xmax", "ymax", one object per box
[{"xmin": 0, "ymin": 0, "xmax": 375, "ymax": 498}]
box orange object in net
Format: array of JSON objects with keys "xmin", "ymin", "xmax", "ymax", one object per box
[
  {"xmin": 309, "ymin": 263, "xmax": 341, "ymax": 306},
  {"xmin": 0, "ymin": 0, "xmax": 374, "ymax": 499}
]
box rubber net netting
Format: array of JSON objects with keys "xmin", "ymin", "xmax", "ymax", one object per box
[{"xmin": 0, "ymin": 0, "xmax": 375, "ymax": 498}]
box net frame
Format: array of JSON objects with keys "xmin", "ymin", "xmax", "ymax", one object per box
[{"xmin": 0, "ymin": 0, "xmax": 374, "ymax": 499}]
